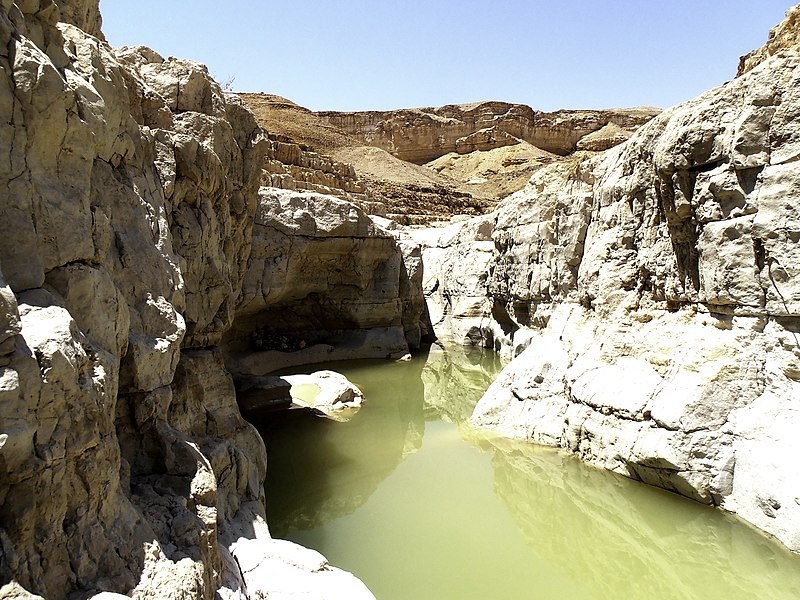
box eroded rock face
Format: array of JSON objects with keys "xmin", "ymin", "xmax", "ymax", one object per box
[
  {"xmin": 226, "ymin": 188, "xmax": 431, "ymax": 375},
  {"xmin": 0, "ymin": 3, "xmax": 375, "ymax": 599},
  {"xmin": 428, "ymin": 49, "xmax": 800, "ymax": 552},
  {"xmin": 319, "ymin": 102, "xmax": 659, "ymax": 164},
  {"xmin": 738, "ymin": 4, "xmax": 800, "ymax": 76}
]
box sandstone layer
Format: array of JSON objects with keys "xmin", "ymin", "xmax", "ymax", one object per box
[
  {"xmin": 240, "ymin": 93, "xmax": 492, "ymax": 223},
  {"xmin": 738, "ymin": 4, "xmax": 800, "ymax": 76},
  {"xmin": 236, "ymin": 94, "xmax": 374, "ymax": 206},
  {"xmin": 318, "ymin": 102, "xmax": 660, "ymax": 164},
  {"xmin": 0, "ymin": 3, "xmax": 378, "ymax": 599},
  {"xmin": 418, "ymin": 46, "xmax": 800, "ymax": 552}
]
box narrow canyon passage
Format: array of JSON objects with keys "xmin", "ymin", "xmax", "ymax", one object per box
[{"xmin": 256, "ymin": 344, "xmax": 800, "ymax": 600}]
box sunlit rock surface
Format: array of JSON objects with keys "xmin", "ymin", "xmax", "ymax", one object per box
[
  {"xmin": 0, "ymin": 2, "xmax": 378, "ymax": 598},
  {"xmin": 225, "ymin": 187, "xmax": 430, "ymax": 375},
  {"xmin": 319, "ymin": 102, "xmax": 658, "ymax": 163},
  {"xmin": 425, "ymin": 39, "xmax": 800, "ymax": 551}
]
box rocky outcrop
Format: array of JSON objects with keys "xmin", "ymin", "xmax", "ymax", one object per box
[
  {"xmin": 425, "ymin": 141, "xmax": 562, "ymax": 200},
  {"xmin": 738, "ymin": 4, "xmax": 800, "ymax": 75},
  {"xmin": 319, "ymin": 102, "xmax": 659, "ymax": 164},
  {"xmin": 425, "ymin": 46, "xmax": 800, "ymax": 552},
  {"xmin": 224, "ymin": 188, "xmax": 431, "ymax": 376},
  {"xmin": 575, "ymin": 122, "xmax": 632, "ymax": 151},
  {"xmin": 282, "ymin": 371, "xmax": 364, "ymax": 422},
  {"xmin": 0, "ymin": 3, "xmax": 377, "ymax": 599},
  {"xmin": 261, "ymin": 133, "xmax": 371, "ymax": 204},
  {"xmin": 239, "ymin": 92, "xmax": 489, "ymax": 224}
]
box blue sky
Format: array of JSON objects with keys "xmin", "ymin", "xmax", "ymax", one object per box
[{"xmin": 99, "ymin": 1, "xmax": 794, "ymax": 112}]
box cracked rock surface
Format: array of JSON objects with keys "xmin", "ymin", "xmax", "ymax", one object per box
[
  {"xmin": 422, "ymin": 42, "xmax": 800, "ymax": 552},
  {"xmin": 0, "ymin": 2, "xmax": 377, "ymax": 598}
]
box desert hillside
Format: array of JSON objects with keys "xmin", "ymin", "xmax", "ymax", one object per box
[{"xmin": 240, "ymin": 93, "xmax": 658, "ymax": 223}]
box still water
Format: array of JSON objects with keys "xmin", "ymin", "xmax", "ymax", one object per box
[{"xmin": 259, "ymin": 344, "xmax": 800, "ymax": 600}]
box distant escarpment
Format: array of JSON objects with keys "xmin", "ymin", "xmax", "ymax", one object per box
[
  {"xmin": 240, "ymin": 93, "xmax": 490, "ymax": 224},
  {"xmin": 415, "ymin": 15, "xmax": 800, "ymax": 554},
  {"xmin": 318, "ymin": 102, "xmax": 659, "ymax": 164},
  {"xmin": 241, "ymin": 94, "xmax": 658, "ymax": 224},
  {"xmin": 224, "ymin": 188, "xmax": 432, "ymax": 377}
]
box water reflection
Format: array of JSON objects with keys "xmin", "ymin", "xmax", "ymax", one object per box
[
  {"xmin": 482, "ymin": 438, "xmax": 800, "ymax": 599},
  {"xmin": 421, "ymin": 343, "xmax": 504, "ymax": 423},
  {"xmin": 261, "ymin": 343, "xmax": 800, "ymax": 600},
  {"xmin": 258, "ymin": 353, "xmax": 428, "ymax": 537}
]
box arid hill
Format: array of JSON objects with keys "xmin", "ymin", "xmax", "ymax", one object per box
[
  {"xmin": 318, "ymin": 102, "xmax": 660, "ymax": 163},
  {"xmin": 240, "ymin": 94, "xmax": 659, "ymax": 223}
]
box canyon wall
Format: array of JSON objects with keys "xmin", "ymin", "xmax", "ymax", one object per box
[
  {"xmin": 225, "ymin": 188, "xmax": 431, "ymax": 376},
  {"xmin": 0, "ymin": 2, "xmax": 384, "ymax": 598},
  {"xmin": 319, "ymin": 102, "xmax": 659, "ymax": 164},
  {"xmin": 738, "ymin": 4, "xmax": 800, "ymax": 75},
  {"xmin": 422, "ymin": 30, "xmax": 800, "ymax": 552}
]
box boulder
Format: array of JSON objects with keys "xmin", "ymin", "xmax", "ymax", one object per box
[{"xmin": 283, "ymin": 371, "xmax": 364, "ymax": 422}]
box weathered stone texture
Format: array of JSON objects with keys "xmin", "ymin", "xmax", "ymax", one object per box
[
  {"xmin": 426, "ymin": 49, "xmax": 800, "ymax": 553},
  {"xmin": 319, "ymin": 102, "xmax": 659, "ymax": 164},
  {"xmin": 226, "ymin": 188, "xmax": 430, "ymax": 375},
  {"xmin": 0, "ymin": 3, "xmax": 376, "ymax": 599},
  {"xmin": 738, "ymin": 4, "xmax": 800, "ymax": 76}
]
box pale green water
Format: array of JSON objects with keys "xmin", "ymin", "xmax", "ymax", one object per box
[{"xmin": 259, "ymin": 344, "xmax": 800, "ymax": 600}]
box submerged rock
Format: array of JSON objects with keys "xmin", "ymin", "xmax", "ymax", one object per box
[{"xmin": 283, "ymin": 371, "xmax": 364, "ymax": 422}]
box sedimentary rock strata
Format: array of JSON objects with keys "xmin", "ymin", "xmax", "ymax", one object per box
[
  {"xmin": 738, "ymin": 4, "xmax": 800, "ymax": 75},
  {"xmin": 224, "ymin": 188, "xmax": 431, "ymax": 376},
  {"xmin": 423, "ymin": 45, "xmax": 800, "ymax": 552},
  {"xmin": 240, "ymin": 93, "xmax": 492, "ymax": 223},
  {"xmin": 319, "ymin": 102, "xmax": 659, "ymax": 163}
]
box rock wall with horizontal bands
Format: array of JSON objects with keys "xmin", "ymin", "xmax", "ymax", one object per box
[
  {"xmin": 319, "ymin": 102, "xmax": 659, "ymax": 164},
  {"xmin": 424, "ymin": 49, "xmax": 800, "ymax": 553},
  {"xmin": 225, "ymin": 188, "xmax": 431, "ymax": 376},
  {"xmin": 738, "ymin": 4, "xmax": 800, "ymax": 76}
]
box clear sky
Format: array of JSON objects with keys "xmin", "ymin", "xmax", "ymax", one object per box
[{"xmin": 99, "ymin": 1, "xmax": 795, "ymax": 112}]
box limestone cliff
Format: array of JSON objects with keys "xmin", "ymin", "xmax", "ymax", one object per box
[
  {"xmin": 738, "ymin": 4, "xmax": 800, "ymax": 76},
  {"xmin": 318, "ymin": 102, "xmax": 659, "ymax": 164},
  {"xmin": 236, "ymin": 94, "xmax": 374, "ymax": 207},
  {"xmin": 0, "ymin": 2, "xmax": 378, "ymax": 598},
  {"xmin": 419, "ymin": 36, "xmax": 800, "ymax": 553},
  {"xmin": 240, "ymin": 93, "xmax": 492, "ymax": 223},
  {"xmin": 224, "ymin": 188, "xmax": 432, "ymax": 376}
]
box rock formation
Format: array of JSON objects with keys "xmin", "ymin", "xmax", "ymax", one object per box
[
  {"xmin": 237, "ymin": 94, "xmax": 375, "ymax": 207},
  {"xmin": 425, "ymin": 141, "xmax": 563, "ymax": 200},
  {"xmin": 223, "ymin": 187, "xmax": 431, "ymax": 376},
  {"xmin": 240, "ymin": 93, "xmax": 492, "ymax": 223},
  {"xmin": 0, "ymin": 2, "xmax": 378, "ymax": 598},
  {"xmin": 738, "ymin": 4, "xmax": 800, "ymax": 75},
  {"xmin": 421, "ymin": 31, "xmax": 800, "ymax": 553},
  {"xmin": 281, "ymin": 371, "xmax": 364, "ymax": 422},
  {"xmin": 318, "ymin": 102, "xmax": 659, "ymax": 164}
]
